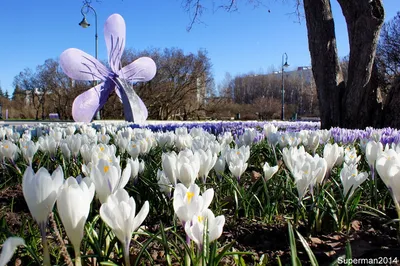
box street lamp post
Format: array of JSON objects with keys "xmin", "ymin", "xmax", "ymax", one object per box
[
  {"xmin": 281, "ymin": 53, "xmax": 289, "ymax": 120},
  {"xmin": 79, "ymin": 3, "xmax": 100, "ymax": 120}
]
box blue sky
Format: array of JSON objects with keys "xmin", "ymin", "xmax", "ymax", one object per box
[{"xmin": 0, "ymin": 0, "xmax": 398, "ymax": 95}]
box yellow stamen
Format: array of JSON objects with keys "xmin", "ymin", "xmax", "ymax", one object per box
[
  {"xmin": 100, "ymin": 146, "xmax": 105, "ymax": 152},
  {"xmin": 186, "ymin": 192, "xmax": 194, "ymax": 203},
  {"xmin": 4, "ymin": 145, "xmax": 9, "ymax": 149},
  {"xmin": 103, "ymin": 166, "xmax": 110, "ymax": 173},
  {"xmin": 198, "ymin": 215, "xmax": 204, "ymax": 223}
]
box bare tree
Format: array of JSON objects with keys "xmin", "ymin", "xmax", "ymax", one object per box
[
  {"xmin": 376, "ymin": 12, "xmax": 400, "ymax": 84},
  {"xmin": 182, "ymin": 0, "xmax": 389, "ymax": 129},
  {"xmin": 13, "ymin": 69, "xmax": 42, "ymax": 120},
  {"xmin": 122, "ymin": 47, "xmax": 214, "ymax": 120}
]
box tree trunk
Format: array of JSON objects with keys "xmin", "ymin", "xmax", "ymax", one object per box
[
  {"xmin": 303, "ymin": 0, "xmax": 385, "ymax": 129},
  {"xmin": 337, "ymin": 0, "xmax": 385, "ymax": 128},
  {"xmin": 303, "ymin": 0, "xmax": 345, "ymax": 129},
  {"xmin": 383, "ymin": 77, "xmax": 400, "ymax": 128}
]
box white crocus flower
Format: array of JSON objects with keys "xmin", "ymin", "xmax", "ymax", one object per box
[
  {"xmin": 65, "ymin": 125, "xmax": 76, "ymax": 136},
  {"xmin": 22, "ymin": 166, "xmax": 64, "ymax": 224},
  {"xmin": 19, "ymin": 140, "xmax": 39, "ymax": 166},
  {"xmin": 117, "ymin": 136, "xmax": 130, "ymax": 154},
  {"xmin": 65, "ymin": 134, "xmax": 83, "ymax": 157},
  {"xmin": 197, "ymin": 149, "xmax": 217, "ymax": 183},
  {"xmin": 318, "ymin": 129, "xmax": 331, "ymax": 144},
  {"xmin": 263, "ymin": 162, "xmax": 279, "ymax": 182},
  {"xmin": 79, "ymin": 143, "xmax": 93, "ymax": 164},
  {"xmin": 91, "ymin": 144, "xmax": 119, "ymax": 166},
  {"xmin": 228, "ymin": 156, "xmax": 248, "ymax": 181},
  {"xmin": 175, "ymin": 127, "xmax": 193, "ymax": 150},
  {"xmin": 60, "ymin": 142, "xmax": 71, "ymax": 161},
  {"xmin": 1, "ymin": 140, "xmax": 19, "ymax": 161},
  {"xmin": 263, "ymin": 123, "xmax": 277, "ymax": 140},
  {"xmin": 176, "ymin": 149, "xmax": 200, "ymax": 187},
  {"xmin": 100, "ymin": 189, "xmax": 149, "ymax": 265},
  {"xmin": 313, "ymin": 155, "xmax": 328, "ymax": 184},
  {"xmin": 282, "ymin": 146, "xmax": 306, "ymax": 174},
  {"xmin": 127, "ymin": 158, "xmax": 140, "ymax": 181},
  {"xmin": 98, "ymin": 134, "xmax": 111, "ymax": 144},
  {"xmin": 49, "ymin": 129, "xmax": 63, "ymax": 146},
  {"xmin": 218, "ymin": 131, "xmax": 234, "ymax": 149},
  {"xmin": 162, "ymin": 151, "xmax": 178, "ymax": 186},
  {"xmin": 335, "ymin": 146, "xmax": 345, "ymax": 167},
  {"xmin": 184, "ymin": 209, "xmax": 225, "ymax": 250},
  {"xmin": 365, "ymin": 141, "xmax": 384, "ymax": 177},
  {"xmin": 226, "ymin": 145, "xmax": 250, "ymax": 164},
  {"xmin": 376, "ymin": 149, "xmax": 400, "ymax": 189},
  {"xmin": 278, "ymin": 132, "xmax": 290, "ymax": 147},
  {"xmin": 344, "ymin": 147, "xmax": 361, "ymax": 165},
  {"xmin": 127, "ymin": 140, "xmax": 141, "ymax": 159},
  {"xmin": 38, "ymin": 136, "xmax": 58, "ymax": 158},
  {"xmin": 139, "ymin": 159, "xmax": 145, "ymax": 174},
  {"xmin": 0, "ymin": 237, "xmax": 25, "ymax": 266},
  {"xmin": 90, "ymin": 159, "xmax": 131, "ymax": 203},
  {"xmin": 156, "ymin": 131, "xmax": 175, "ymax": 148},
  {"xmin": 214, "ymin": 156, "xmax": 226, "ymax": 177},
  {"xmin": 157, "ymin": 170, "xmax": 173, "ymax": 196},
  {"xmin": 340, "ymin": 163, "xmax": 368, "ymax": 198},
  {"xmin": 57, "ymin": 176, "xmax": 95, "ymax": 264},
  {"xmin": 241, "ymin": 128, "xmax": 258, "ymax": 146},
  {"xmin": 305, "ymin": 131, "xmax": 320, "ymax": 155},
  {"xmin": 323, "ymin": 143, "xmax": 340, "ymax": 175},
  {"xmin": 173, "ymin": 183, "xmax": 213, "ymax": 224},
  {"xmin": 293, "ymin": 161, "xmax": 316, "ymax": 200},
  {"xmin": 22, "ymin": 166, "xmax": 64, "ymax": 266}
]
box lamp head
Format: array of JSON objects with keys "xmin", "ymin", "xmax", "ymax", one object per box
[
  {"xmin": 79, "ymin": 17, "xmax": 90, "ymax": 28},
  {"xmin": 283, "ymin": 62, "xmax": 289, "ymax": 68}
]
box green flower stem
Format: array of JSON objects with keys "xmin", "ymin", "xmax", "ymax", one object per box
[
  {"xmin": 123, "ymin": 241, "xmax": 131, "ymax": 266},
  {"xmin": 40, "ymin": 222, "xmax": 51, "ymax": 266},
  {"xmin": 74, "ymin": 245, "xmax": 82, "ymax": 266}
]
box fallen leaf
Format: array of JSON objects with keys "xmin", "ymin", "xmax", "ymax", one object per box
[
  {"xmin": 310, "ymin": 237, "xmax": 323, "ymax": 245},
  {"xmin": 351, "ymin": 220, "xmax": 361, "ymax": 231},
  {"xmin": 251, "ymin": 171, "xmax": 262, "ymax": 182}
]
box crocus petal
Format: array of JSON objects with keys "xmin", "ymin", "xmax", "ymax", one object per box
[
  {"xmin": 201, "ymin": 188, "xmax": 214, "ymax": 211},
  {"xmin": 118, "ymin": 163, "xmax": 131, "ymax": 190},
  {"xmin": 60, "ymin": 48, "xmax": 110, "ymax": 81},
  {"xmin": 0, "ymin": 237, "xmax": 25, "ymax": 266},
  {"xmin": 119, "ymin": 57, "xmax": 157, "ymax": 82},
  {"xmin": 104, "ymin": 14, "xmax": 126, "ymax": 73},
  {"xmin": 72, "ymin": 81, "xmax": 115, "ymax": 123},
  {"xmin": 131, "ymin": 201, "xmax": 149, "ymax": 233}
]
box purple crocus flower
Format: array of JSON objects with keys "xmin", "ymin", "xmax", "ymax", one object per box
[{"xmin": 60, "ymin": 13, "xmax": 156, "ymax": 123}]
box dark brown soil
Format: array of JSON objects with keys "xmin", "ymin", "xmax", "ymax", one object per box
[{"xmin": 1, "ymin": 184, "xmax": 400, "ymax": 265}]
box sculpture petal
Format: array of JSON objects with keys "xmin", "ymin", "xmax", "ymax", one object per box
[
  {"xmin": 104, "ymin": 14, "xmax": 126, "ymax": 73},
  {"xmin": 119, "ymin": 57, "xmax": 157, "ymax": 82},
  {"xmin": 72, "ymin": 80, "xmax": 115, "ymax": 123},
  {"xmin": 115, "ymin": 78, "xmax": 148, "ymax": 123},
  {"xmin": 60, "ymin": 48, "xmax": 110, "ymax": 81}
]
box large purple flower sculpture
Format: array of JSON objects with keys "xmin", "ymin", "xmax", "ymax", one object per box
[{"xmin": 60, "ymin": 13, "xmax": 156, "ymax": 123}]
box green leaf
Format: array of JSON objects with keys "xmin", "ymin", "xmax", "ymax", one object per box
[
  {"xmin": 296, "ymin": 230, "xmax": 319, "ymax": 266},
  {"xmin": 345, "ymin": 240, "xmax": 353, "ymax": 266},
  {"xmin": 288, "ymin": 222, "xmax": 301, "ymax": 266}
]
